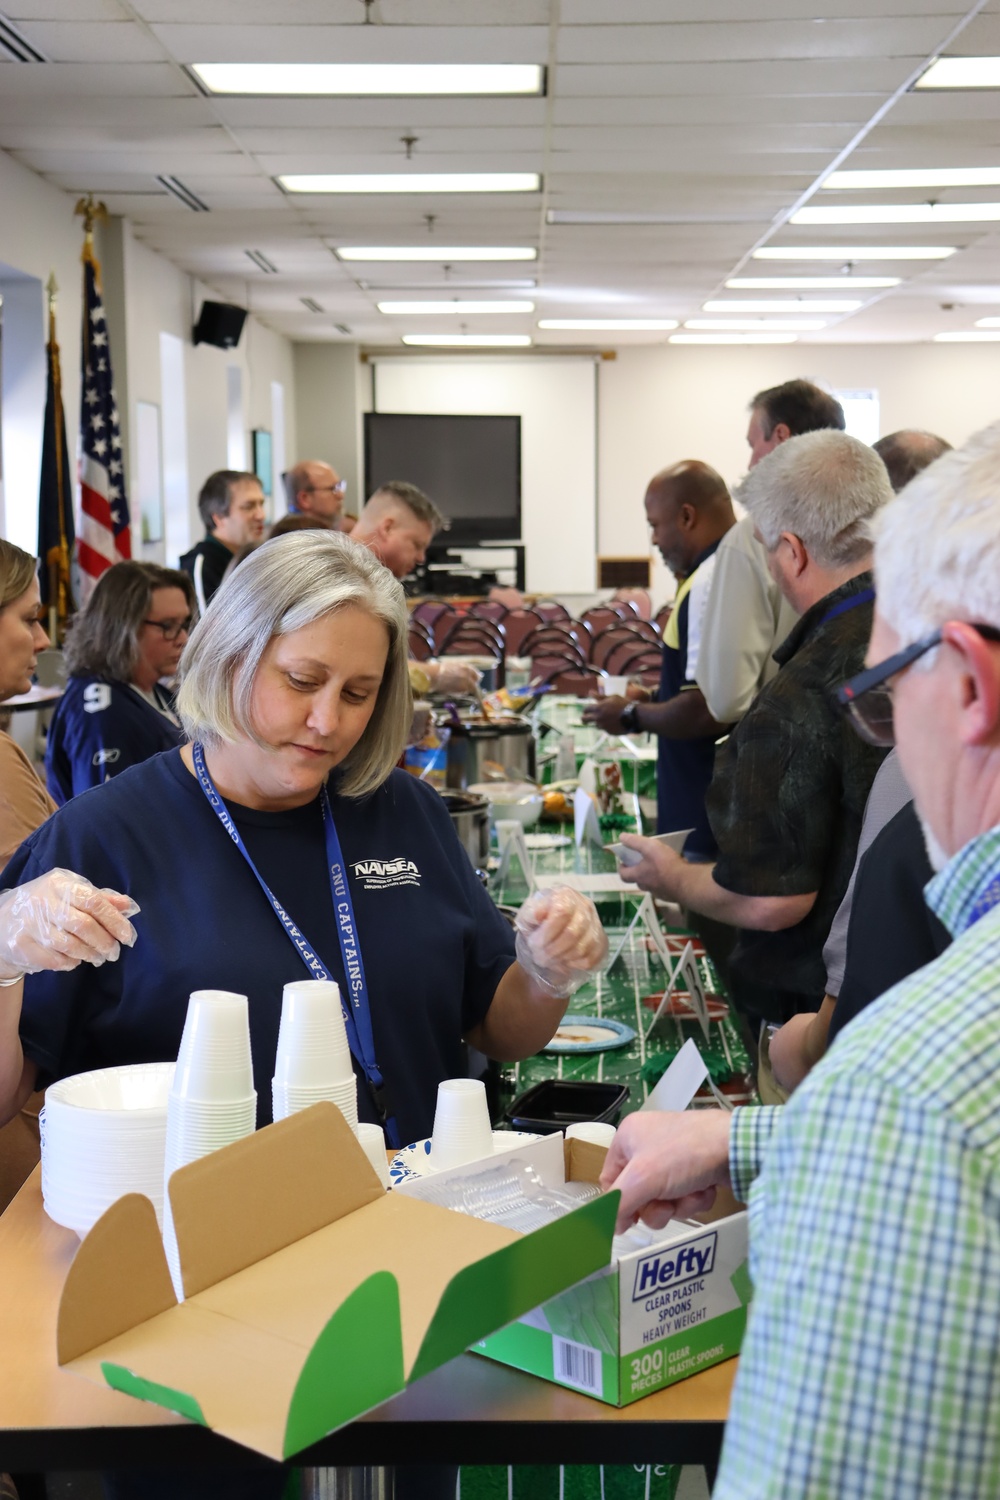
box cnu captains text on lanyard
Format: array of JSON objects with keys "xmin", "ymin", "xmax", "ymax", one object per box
[{"xmin": 192, "ymin": 742, "xmax": 398, "ymax": 1147}]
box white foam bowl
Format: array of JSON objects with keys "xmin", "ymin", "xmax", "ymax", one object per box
[{"xmin": 467, "ymin": 781, "xmax": 543, "ymax": 829}]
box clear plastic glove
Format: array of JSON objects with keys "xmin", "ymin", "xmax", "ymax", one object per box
[
  {"xmin": 427, "ymin": 659, "xmax": 483, "ymax": 695},
  {"xmin": 515, "ymin": 885, "xmax": 609, "ymax": 997},
  {"xmin": 0, "ymin": 869, "xmax": 140, "ymax": 983}
]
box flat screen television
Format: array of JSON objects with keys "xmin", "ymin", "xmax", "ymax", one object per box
[{"xmin": 364, "ymin": 412, "xmax": 521, "ymax": 546}]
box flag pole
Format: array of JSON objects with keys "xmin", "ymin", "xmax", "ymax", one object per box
[{"xmin": 43, "ymin": 272, "xmax": 74, "ymax": 644}]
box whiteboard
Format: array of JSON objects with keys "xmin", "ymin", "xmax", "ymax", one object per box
[{"xmin": 372, "ymin": 357, "xmax": 597, "ymax": 595}]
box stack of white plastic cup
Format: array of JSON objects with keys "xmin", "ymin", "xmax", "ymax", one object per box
[
  {"xmin": 163, "ymin": 989, "xmax": 256, "ymax": 1298},
  {"xmin": 271, "ymin": 979, "xmax": 359, "ymax": 1132},
  {"xmin": 430, "ymin": 1078, "xmax": 495, "ymax": 1171},
  {"xmin": 356, "ymin": 1122, "xmax": 391, "ymax": 1190}
]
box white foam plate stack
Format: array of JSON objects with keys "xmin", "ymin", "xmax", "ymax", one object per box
[{"xmin": 40, "ymin": 1062, "xmax": 175, "ymax": 1237}]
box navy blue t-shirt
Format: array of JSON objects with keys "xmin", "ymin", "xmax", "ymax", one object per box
[
  {"xmin": 3, "ymin": 750, "xmax": 516, "ymax": 1144},
  {"xmin": 45, "ymin": 675, "xmax": 185, "ymax": 806},
  {"xmin": 657, "ymin": 541, "xmax": 723, "ymax": 857}
]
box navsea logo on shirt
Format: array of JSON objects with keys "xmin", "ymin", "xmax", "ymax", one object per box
[{"xmin": 351, "ymin": 856, "xmax": 421, "ymax": 891}]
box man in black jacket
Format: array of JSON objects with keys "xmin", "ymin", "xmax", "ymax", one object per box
[{"xmin": 179, "ymin": 470, "xmax": 265, "ymax": 611}]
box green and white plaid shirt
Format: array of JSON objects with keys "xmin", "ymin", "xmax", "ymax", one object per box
[{"xmin": 717, "ymin": 822, "xmax": 1000, "ymax": 1498}]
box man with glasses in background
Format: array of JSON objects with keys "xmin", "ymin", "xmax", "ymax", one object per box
[
  {"xmin": 180, "ymin": 469, "xmax": 267, "ymax": 612},
  {"xmin": 600, "ymin": 419, "xmax": 1000, "ymax": 1498},
  {"xmin": 282, "ymin": 459, "xmax": 346, "ymax": 527}
]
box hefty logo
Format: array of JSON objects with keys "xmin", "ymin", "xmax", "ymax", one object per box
[{"xmin": 631, "ymin": 1232, "xmax": 717, "ymax": 1300}]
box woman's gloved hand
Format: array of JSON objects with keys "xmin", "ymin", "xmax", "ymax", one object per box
[
  {"xmin": 0, "ymin": 869, "xmax": 140, "ymax": 983},
  {"xmin": 425, "ymin": 659, "xmax": 484, "ymax": 696},
  {"xmin": 515, "ymin": 885, "xmax": 609, "ymax": 997}
]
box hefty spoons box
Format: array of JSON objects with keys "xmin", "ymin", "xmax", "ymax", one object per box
[
  {"xmin": 473, "ymin": 1135, "xmax": 750, "ymax": 1406},
  {"xmin": 55, "ymin": 1102, "xmax": 618, "ymax": 1459}
]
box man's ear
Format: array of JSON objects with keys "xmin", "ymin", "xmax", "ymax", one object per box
[
  {"xmin": 772, "ymin": 422, "xmax": 792, "ymax": 446},
  {"xmin": 941, "ymin": 620, "xmax": 1000, "ymax": 747},
  {"xmin": 779, "ymin": 531, "xmax": 809, "ymax": 577}
]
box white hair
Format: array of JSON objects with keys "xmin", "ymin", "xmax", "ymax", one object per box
[
  {"xmin": 177, "ymin": 529, "xmax": 411, "ymax": 799},
  {"xmin": 736, "ymin": 428, "xmax": 893, "ymax": 569},
  {"xmin": 875, "ymin": 418, "xmax": 1000, "ymax": 651}
]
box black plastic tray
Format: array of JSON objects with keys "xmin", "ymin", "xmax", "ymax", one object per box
[{"xmin": 503, "ymin": 1078, "xmax": 630, "ymax": 1134}]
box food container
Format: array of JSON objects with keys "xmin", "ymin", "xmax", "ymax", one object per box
[
  {"xmin": 440, "ymin": 789, "xmax": 491, "ymax": 871},
  {"xmin": 467, "ymin": 780, "xmax": 543, "ymax": 829},
  {"xmin": 443, "ymin": 714, "xmax": 537, "ymax": 789},
  {"xmin": 503, "ymin": 1079, "xmax": 630, "ymax": 1135}
]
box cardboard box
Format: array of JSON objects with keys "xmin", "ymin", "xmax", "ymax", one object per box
[
  {"xmin": 56, "ymin": 1102, "xmax": 618, "ymax": 1459},
  {"xmin": 474, "ymin": 1139, "xmax": 750, "ymax": 1405}
]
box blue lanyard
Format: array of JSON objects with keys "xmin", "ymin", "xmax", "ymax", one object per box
[
  {"xmin": 191, "ymin": 743, "xmax": 397, "ymax": 1146},
  {"xmin": 818, "ymin": 586, "xmax": 875, "ymax": 629}
]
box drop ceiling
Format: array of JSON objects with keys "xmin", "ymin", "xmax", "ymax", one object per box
[{"xmin": 1, "ymin": 0, "xmax": 999, "ymax": 345}]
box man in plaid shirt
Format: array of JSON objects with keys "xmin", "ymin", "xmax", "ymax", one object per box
[{"xmin": 602, "ymin": 420, "xmax": 1000, "ymax": 1497}]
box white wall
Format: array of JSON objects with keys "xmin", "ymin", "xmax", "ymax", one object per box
[
  {"xmin": 0, "ymin": 149, "xmax": 296, "ymax": 570},
  {"xmin": 106, "ymin": 220, "xmax": 296, "ymax": 564},
  {"xmin": 293, "ymin": 342, "xmax": 366, "ymax": 513},
  {"xmin": 372, "ymin": 356, "xmax": 598, "ymax": 595},
  {"xmin": 0, "ymin": 150, "xmax": 86, "ymax": 551},
  {"xmin": 598, "ymin": 342, "xmax": 1000, "ymax": 606}
]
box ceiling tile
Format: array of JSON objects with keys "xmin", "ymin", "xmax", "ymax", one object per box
[
  {"xmin": 148, "ymin": 23, "xmax": 548, "ymax": 63},
  {"xmin": 9, "ymin": 19, "xmax": 168, "ymax": 61}
]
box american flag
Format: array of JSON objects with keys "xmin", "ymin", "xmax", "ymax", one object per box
[{"xmin": 76, "ymin": 248, "xmax": 130, "ymax": 599}]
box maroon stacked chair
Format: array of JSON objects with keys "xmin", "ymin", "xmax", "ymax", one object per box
[
  {"xmin": 533, "ymin": 599, "xmax": 571, "ymax": 623},
  {"xmin": 580, "ymin": 604, "xmax": 630, "ymax": 638},
  {"xmin": 538, "ymin": 662, "xmax": 608, "ymax": 696},
  {"xmin": 407, "ymin": 619, "xmax": 435, "ymax": 661},
  {"xmin": 654, "ymin": 603, "xmax": 674, "ymax": 634},
  {"xmin": 521, "ymin": 622, "xmax": 591, "ymax": 659},
  {"xmin": 614, "ymin": 646, "xmax": 664, "ymax": 689},
  {"xmin": 502, "ymin": 607, "xmax": 545, "ymax": 657},
  {"xmin": 590, "ymin": 621, "xmax": 661, "ymax": 669},
  {"xmin": 468, "ymin": 599, "xmax": 509, "ymax": 623}
]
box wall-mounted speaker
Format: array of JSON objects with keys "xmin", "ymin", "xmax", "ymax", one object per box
[{"xmin": 193, "ymin": 301, "xmax": 247, "ymax": 350}]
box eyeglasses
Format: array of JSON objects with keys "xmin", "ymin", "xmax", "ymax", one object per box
[
  {"xmin": 837, "ymin": 622, "xmax": 1000, "ymax": 747},
  {"xmin": 143, "ymin": 616, "xmax": 193, "ymax": 642},
  {"xmin": 309, "ymin": 481, "xmax": 347, "ymax": 496}
]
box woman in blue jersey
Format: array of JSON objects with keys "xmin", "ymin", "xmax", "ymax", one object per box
[
  {"xmin": 45, "ymin": 561, "xmax": 195, "ymax": 804},
  {"xmin": 1, "ymin": 530, "xmax": 606, "ymax": 1147}
]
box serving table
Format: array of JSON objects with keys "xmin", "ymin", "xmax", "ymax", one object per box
[{"xmin": 0, "ymin": 1169, "xmax": 733, "ymax": 1474}]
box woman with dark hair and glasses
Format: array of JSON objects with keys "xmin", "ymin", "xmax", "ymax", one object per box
[{"xmin": 45, "ymin": 561, "xmax": 196, "ymax": 804}]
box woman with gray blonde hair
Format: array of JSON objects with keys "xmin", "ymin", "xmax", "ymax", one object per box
[
  {"xmin": 0, "ymin": 529, "xmax": 607, "ymax": 1149},
  {"xmin": 45, "ymin": 560, "xmax": 195, "ymax": 804}
]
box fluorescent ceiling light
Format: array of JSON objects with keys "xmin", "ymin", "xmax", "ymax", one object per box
[
  {"xmin": 824, "ymin": 167, "xmax": 1000, "ymax": 191},
  {"xmin": 378, "ymin": 300, "xmax": 534, "ymax": 314},
  {"xmin": 703, "ymin": 298, "xmax": 861, "ymax": 312},
  {"xmin": 401, "ymin": 333, "xmax": 532, "ymax": 347},
  {"xmin": 917, "ymin": 56, "xmax": 1000, "ymax": 89},
  {"xmin": 793, "ymin": 204, "xmax": 1000, "ymax": 225},
  {"xmin": 685, "ymin": 318, "xmax": 827, "ymax": 331},
  {"xmin": 282, "ymin": 173, "xmax": 539, "ymax": 194},
  {"xmin": 727, "ymin": 277, "xmax": 900, "ymax": 289},
  {"xmin": 754, "ymin": 246, "xmax": 957, "ymax": 261},
  {"xmin": 192, "ymin": 63, "xmax": 543, "ymax": 96},
  {"xmin": 975, "ymin": 316, "xmax": 1000, "ymax": 327},
  {"xmin": 933, "ymin": 330, "xmax": 1000, "ymax": 341},
  {"xmin": 669, "ymin": 334, "xmax": 798, "ymax": 345},
  {"xmin": 335, "ymin": 246, "xmax": 537, "ymax": 262},
  {"xmin": 537, "ymin": 318, "xmax": 678, "ymax": 331}
]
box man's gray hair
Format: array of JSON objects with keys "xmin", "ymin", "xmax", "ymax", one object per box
[
  {"xmin": 736, "ymin": 428, "xmax": 893, "ymax": 569},
  {"xmin": 875, "ymin": 418, "xmax": 1000, "ymax": 647},
  {"xmin": 176, "ymin": 529, "xmax": 411, "ymax": 799}
]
